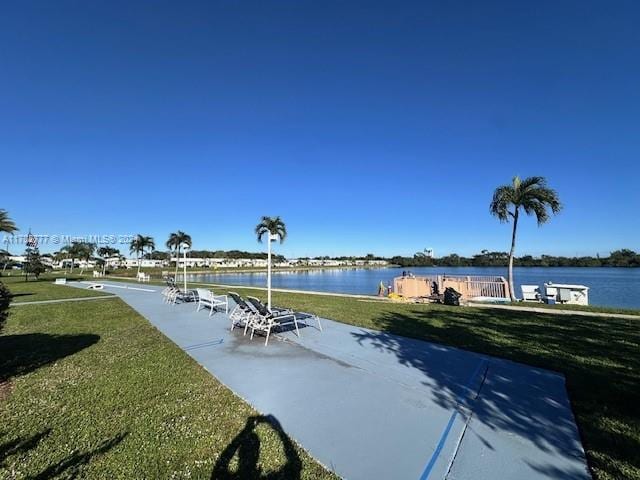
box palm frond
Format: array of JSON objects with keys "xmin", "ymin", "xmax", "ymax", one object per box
[
  {"xmin": 0, "ymin": 209, "xmax": 17, "ymax": 234},
  {"xmin": 490, "ymin": 185, "xmax": 515, "ymax": 222},
  {"xmin": 255, "ymin": 216, "xmax": 287, "ymax": 243}
]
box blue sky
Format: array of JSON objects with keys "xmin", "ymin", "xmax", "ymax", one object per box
[{"xmin": 1, "ymin": 1, "xmax": 638, "ymax": 258}]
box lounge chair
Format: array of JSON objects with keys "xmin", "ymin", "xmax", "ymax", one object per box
[
  {"xmin": 228, "ymin": 292, "xmax": 258, "ymax": 332},
  {"xmin": 251, "ymin": 296, "xmax": 323, "ymax": 333},
  {"xmin": 54, "ymin": 278, "xmax": 67, "ymax": 285},
  {"xmin": 162, "ymin": 278, "xmax": 195, "ymax": 304},
  {"xmin": 245, "ymin": 296, "xmax": 301, "ymax": 346},
  {"xmin": 195, "ymin": 288, "xmax": 229, "ymax": 316},
  {"xmin": 137, "ymin": 272, "xmax": 150, "ymax": 282}
]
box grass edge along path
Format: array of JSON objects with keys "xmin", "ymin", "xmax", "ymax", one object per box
[{"xmin": 0, "ymin": 297, "xmax": 338, "ymax": 479}]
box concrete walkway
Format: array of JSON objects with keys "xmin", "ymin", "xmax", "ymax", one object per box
[{"xmin": 72, "ymin": 282, "xmax": 591, "ymax": 480}]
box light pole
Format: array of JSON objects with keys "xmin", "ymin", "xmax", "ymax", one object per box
[
  {"xmin": 267, "ymin": 232, "xmax": 278, "ymax": 310},
  {"xmin": 182, "ymin": 244, "xmax": 188, "ymax": 291}
]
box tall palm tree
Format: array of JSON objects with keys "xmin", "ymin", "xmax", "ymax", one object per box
[
  {"xmin": 61, "ymin": 243, "xmax": 80, "ymax": 273},
  {"xmin": 166, "ymin": 231, "xmax": 192, "ymax": 279},
  {"xmin": 97, "ymin": 246, "xmax": 120, "ymax": 274},
  {"xmin": 255, "ymin": 216, "xmax": 287, "ymax": 309},
  {"xmin": 0, "ymin": 209, "xmax": 17, "ymax": 274},
  {"xmin": 130, "ymin": 235, "xmax": 155, "ymax": 275},
  {"xmin": 490, "ymin": 176, "xmax": 561, "ymax": 301},
  {"xmin": 78, "ymin": 242, "xmax": 96, "ymax": 275}
]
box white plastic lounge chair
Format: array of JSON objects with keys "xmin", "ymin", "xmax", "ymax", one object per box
[
  {"xmin": 54, "ymin": 278, "xmax": 67, "ymax": 285},
  {"xmin": 195, "ymin": 288, "xmax": 229, "ymax": 316},
  {"xmin": 228, "ymin": 292, "xmax": 257, "ymax": 332},
  {"xmin": 166, "ymin": 287, "xmax": 195, "ymax": 305},
  {"xmin": 521, "ymin": 285, "xmax": 541, "ymax": 302},
  {"xmin": 249, "ymin": 296, "xmax": 322, "ymax": 332},
  {"xmin": 245, "ymin": 296, "xmax": 303, "ymax": 346}
]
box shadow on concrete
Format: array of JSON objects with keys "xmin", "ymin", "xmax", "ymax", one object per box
[
  {"xmin": 211, "ymin": 414, "xmax": 302, "ymax": 480},
  {"xmin": 350, "ymin": 306, "xmax": 640, "ymax": 478},
  {"xmin": 0, "ymin": 333, "xmax": 100, "ymax": 383}
]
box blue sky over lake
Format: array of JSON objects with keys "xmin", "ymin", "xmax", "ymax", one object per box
[{"xmin": 1, "ymin": 1, "xmax": 638, "ymax": 257}]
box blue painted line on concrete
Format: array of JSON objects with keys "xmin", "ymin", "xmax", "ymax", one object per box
[
  {"xmin": 184, "ymin": 339, "xmax": 224, "ymax": 351},
  {"xmin": 418, "ymin": 359, "xmax": 487, "ymax": 480}
]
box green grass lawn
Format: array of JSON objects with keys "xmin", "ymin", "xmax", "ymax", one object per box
[
  {"xmin": 217, "ymin": 285, "xmax": 638, "ymax": 480},
  {"xmin": 503, "ymin": 301, "xmax": 640, "ymax": 316},
  {"xmin": 0, "ymin": 276, "xmax": 640, "ymax": 480},
  {"xmin": 1, "ymin": 275, "xmax": 110, "ymax": 303},
  {"xmin": 0, "ymin": 299, "xmax": 337, "ymax": 479}
]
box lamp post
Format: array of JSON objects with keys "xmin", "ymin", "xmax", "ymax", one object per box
[
  {"xmin": 183, "ymin": 244, "xmax": 188, "ymax": 292},
  {"xmin": 267, "ymin": 232, "xmax": 278, "ymax": 310}
]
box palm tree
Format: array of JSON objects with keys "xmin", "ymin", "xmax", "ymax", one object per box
[
  {"xmin": 166, "ymin": 231, "xmax": 192, "ymax": 280},
  {"xmin": 78, "ymin": 242, "xmax": 96, "ymax": 275},
  {"xmin": 97, "ymin": 246, "xmax": 119, "ymax": 274},
  {"xmin": 61, "ymin": 243, "xmax": 80, "ymax": 273},
  {"xmin": 255, "ymin": 216, "xmax": 287, "ymax": 309},
  {"xmin": 0, "ymin": 209, "xmax": 17, "ymax": 274},
  {"xmin": 130, "ymin": 235, "xmax": 155, "ymax": 275},
  {"xmin": 490, "ymin": 176, "xmax": 561, "ymax": 301}
]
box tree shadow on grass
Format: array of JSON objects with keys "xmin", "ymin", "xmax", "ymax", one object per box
[
  {"xmin": 351, "ymin": 306, "xmax": 640, "ymax": 479},
  {"xmin": 1, "ymin": 430, "xmax": 127, "ymax": 478},
  {"xmin": 31, "ymin": 432, "xmax": 127, "ymax": 479},
  {"xmin": 0, "ymin": 429, "xmax": 51, "ymax": 467},
  {"xmin": 7, "ymin": 292, "xmax": 34, "ymax": 299},
  {"xmin": 0, "ymin": 333, "xmax": 100, "ymax": 383},
  {"xmin": 211, "ymin": 414, "xmax": 302, "ymax": 480}
]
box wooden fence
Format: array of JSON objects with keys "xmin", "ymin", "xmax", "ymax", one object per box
[{"xmin": 394, "ymin": 274, "xmax": 510, "ymax": 300}]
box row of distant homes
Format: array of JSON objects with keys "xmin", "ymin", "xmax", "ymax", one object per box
[{"xmin": 7, "ymin": 255, "xmax": 389, "ymax": 270}]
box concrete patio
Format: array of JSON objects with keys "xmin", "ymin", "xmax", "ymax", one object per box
[{"xmin": 73, "ymin": 281, "xmax": 591, "ymax": 480}]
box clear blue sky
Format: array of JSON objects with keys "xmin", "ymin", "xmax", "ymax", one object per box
[{"xmin": 1, "ymin": 1, "xmax": 638, "ymax": 258}]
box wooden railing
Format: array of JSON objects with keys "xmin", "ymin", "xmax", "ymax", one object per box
[{"xmin": 394, "ymin": 274, "xmax": 510, "ymax": 300}]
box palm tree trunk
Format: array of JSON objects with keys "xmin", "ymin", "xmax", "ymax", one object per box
[
  {"xmin": 137, "ymin": 252, "xmax": 141, "ymax": 275},
  {"xmin": 2, "ymin": 241, "xmax": 9, "ymax": 274},
  {"xmin": 174, "ymin": 246, "xmax": 180, "ymax": 279},
  {"xmin": 508, "ymin": 209, "xmax": 519, "ymax": 302}
]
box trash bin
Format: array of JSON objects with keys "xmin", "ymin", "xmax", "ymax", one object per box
[{"xmin": 443, "ymin": 287, "xmax": 462, "ymax": 306}]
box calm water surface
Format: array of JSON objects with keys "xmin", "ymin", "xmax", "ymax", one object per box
[{"xmin": 185, "ymin": 267, "xmax": 640, "ymax": 309}]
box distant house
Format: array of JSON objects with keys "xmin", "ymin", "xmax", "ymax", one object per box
[{"xmin": 124, "ymin": 258, "xmax": 166, "ymax": 268}]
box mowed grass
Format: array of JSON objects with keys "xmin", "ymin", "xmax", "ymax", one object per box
[
  {"xmin": 0, "ymin": 299, "xmax": 336, "ymax": 479},
  {"xmin": 221, "ymin": 285, "xmax": 639, "ymax": 480},
  {"xmin": 2, "ymin": 275, "xmax": 110, "ymax": 303}
]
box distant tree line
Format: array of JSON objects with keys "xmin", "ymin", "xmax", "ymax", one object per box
[
  {"xmin": 151, "ymin": 249, "xmax": 287, "ymax": 263},
  {"xmin": 390, "ymin": 249, "xmax": 640, "ymax": 268}
]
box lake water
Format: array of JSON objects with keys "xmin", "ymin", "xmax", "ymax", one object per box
[{"xmin": 184, "ymin": 267, "xmax": 640, "ymax": 309}]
